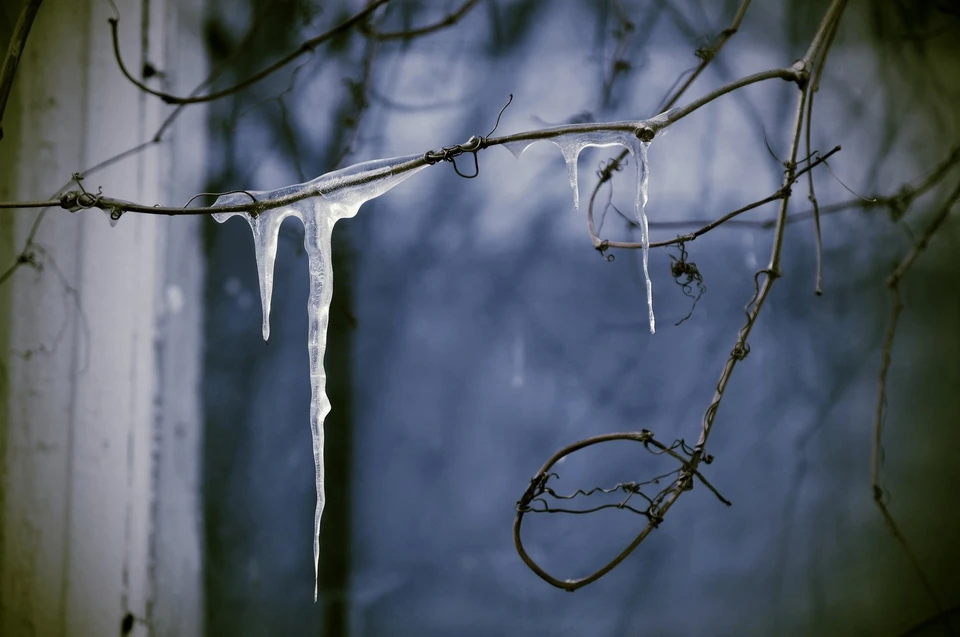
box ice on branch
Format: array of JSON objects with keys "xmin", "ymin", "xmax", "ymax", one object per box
[
  {"xmin": 503, "ymin": 113, "xmax": 669, "ymax": 334},
  {"xmin": 208, "ymin": 113, "xmax": 668, "ymax": 599},
  {"xmin": 212, "ymin": 155, "xmax": 427, "ymax": 600}
]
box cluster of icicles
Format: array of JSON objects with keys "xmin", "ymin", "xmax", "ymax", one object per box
[{"xmin": 202, "ymin": 113, "xmax": 666, "ymax": 599}]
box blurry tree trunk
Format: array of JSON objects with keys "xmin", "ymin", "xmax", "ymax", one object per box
[{"xmin": 318, "ymin": 231, "xmax": 355, "ymax": 637}]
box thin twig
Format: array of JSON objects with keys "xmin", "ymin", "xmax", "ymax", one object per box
[
  {"xmin": 658, "ymin": 0, "xmax": 752, "ymax": 112},
  {"xmin": 512, "ymin": 0, "xmax": 851, "ymax": 592},
  {"xmin": 0, "ymin": 69, "xmax": 806, "ymax": 218},
  {"xmin": 587, "ymin": 146, "xmax": 841, "ymax": 251},
  {"xmin": 333, "ymin": 20, "xmax": 383, "ymax": 168},
  {"xmin": 0, "ymin": 0, "xmax": 281, "ymax": 289},
  {"xmin": 600, "ymin": 0, "xmax": 641, "ymax": 107},
  {"xmin": 688, "ymin": 0, "xmax": 852, "ymax": 441},
  {"xmin": 589, "ymin": 0, "xmax": 754, "ymax": 235}
]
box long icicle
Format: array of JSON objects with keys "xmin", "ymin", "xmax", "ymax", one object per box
[{"xmin": 213, "ymin": 155, "xmax": 427, "ymax": 599}]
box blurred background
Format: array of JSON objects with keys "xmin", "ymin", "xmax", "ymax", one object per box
[
  {"xmin": 201, "ymin": 1, "xmax": 960, "ymax": 635},
  {"xmin": 2, "ymin": 0, "xmax": 960, "ymax": 636}
]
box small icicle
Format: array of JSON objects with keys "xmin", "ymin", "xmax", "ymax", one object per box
[
  {"xmin": 635, "ymin": 141, "xmax": 655, "ymax": 334},
  {"xmin": 503, "ymin": 118, "xmax": 665, "ymax": 332},
  {"xmin": 555, "ymin": 139, "xmax": 582, "ymax": 209},
  {"xmin": 214, "ymin": 154, "xmax": 427, "ymax": 601},
  {"xmin": 213, "ymin": 200, "xmax": 296, "ymax": 341},
  {"xmin": 503, "ymin": 139, "xmax": 536, "ymax": 160}
]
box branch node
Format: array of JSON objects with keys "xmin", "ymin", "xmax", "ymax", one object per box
[
  {"xmin": 59, "ymin": 191, "xmax": 79, "ymax": 211},
  {"xmin": 636, "ymin": 125, "xmax": 655, "ymax": 143},
  {"xmin": 790, "ymin": 60, "xmax": 810, "ymax": 88},
  {"xmin": 730, "ymin": 341, "xmax": 751, "ymax": 361}
]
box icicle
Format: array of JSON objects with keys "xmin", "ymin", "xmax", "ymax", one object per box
[
  {"xmin": 636, "ymin": 141, "xmax": 655, "ymax": 334},
  {"xmin": 212, "ymin": 205, "xmax": 297, "ymax": 340},
  {"xmin": 503, "ymin": 117, "xmax": 667, "ymax": 333},
  {"xmin": 504, "ymin": 129, "xmax": 636, "ymax": 210},
  {"xmin": 213, "ymin": 155, "xmax": 427, "ymax": 600}
]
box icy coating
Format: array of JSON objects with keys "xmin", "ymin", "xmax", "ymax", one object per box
[
  {"xmin": 207, "ymin": 116, "xmax": 668, "ymax": 598},
  {"xmin": 212, "ymin": 155, "xmax": 427, "ymax": 599},
  {"xmin": 504, "ymin": 121, "xmax": 660, "ymax": 334}
]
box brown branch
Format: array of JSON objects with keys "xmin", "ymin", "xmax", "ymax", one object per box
[
  {"xmin": 513, "ymin": 430, "xmax": 730, "ymax": 592},
  {"xmin": 511, "ymin": 0, "xmax": 850, "ymax": 592},
  {"xmin": 588, "ymin": 0, "xmax": 754, "ymax": 234},
  {"xmin": 361, "ymin": 0, "xmax": 480, "ymax": 41},
  {"xmin": 587, "ymin": 146, "xmax": 841, "ymax": 251},
  {"xmin": 108, "ymin": 0, "xmax": 390, "ymax": 105},
  {"xmin": 872, "ymin": 179, "xmax": 960, "ymax": 635},
  {"xmin": 0, "ymin": 69, "xmax": 806, "ymax": 219},
  {"xmin": 691, "ymin": 0, "xmax": 850, "ymax": 464},
  {"xmin": 658, "ymin": 0, "xmax": 752, "ymax": 112},
  {"xmin": 0, "ymin": 0, "xmax": 44, "ymax": 141},
  {"xmin": 638, "ymin": 142, "xmax": 960, "ymax": 236}
]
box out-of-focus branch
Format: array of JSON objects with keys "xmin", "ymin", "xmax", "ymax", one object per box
[
  {"xmin": 361, "ymin": 0, "xmax": 480, "ymax": 41},
  {"xmin": 108, "ymin": 0, "xmax": 390, "ymax": 105},
  {"xmin": 872, "ymin": 179, "xmax": 960, "ymax": 635},
  {"xmin": 658, "ymin": 0, "xmax": 752, "ymax": 112},
  {"xmin": 0, "ymin": 0, "xmax": 44, "ymax": 141}
]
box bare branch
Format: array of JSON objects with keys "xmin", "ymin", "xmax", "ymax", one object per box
[
  {"xmin": 0, "ymin": 76, "xmax": 807, "ymax": 218},
  {"xmin": 361, "ymin": 0, "xmax": 481, "ymax": 41}
]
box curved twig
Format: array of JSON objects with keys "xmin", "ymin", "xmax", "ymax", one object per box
[
  {"xmin": 514, "ymin": 430, "xmax": 729, "ymax": 591},
  {"xmin": 362, "ymin": 0, "xmax": 481, "ymax": 41},
  {"xmin": 108, "ymin": 0, "xmax": 389, "ymax": 105}
]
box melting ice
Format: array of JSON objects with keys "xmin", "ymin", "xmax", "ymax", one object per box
[
  {"xmin": 210, "ymin": 113, "xmax": 667, "ymax": 599},
  {"xmin": 212, "ymin": 155, "xmax": 427, "ymax": 600},
  {"xmin": 504, "ymin": 118, "xmax": 663, "ymax": 334}
]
